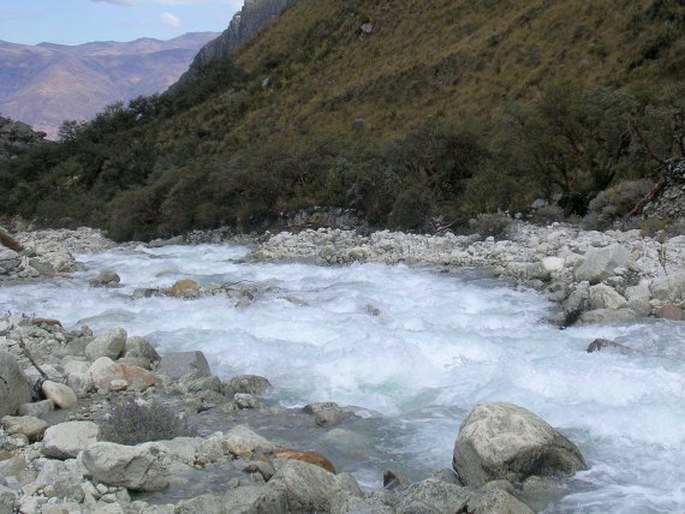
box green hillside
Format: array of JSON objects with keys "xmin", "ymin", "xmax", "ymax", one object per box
[{"xmin": 2, "ymin": 0, "xmax": 684, "ymax": 240}]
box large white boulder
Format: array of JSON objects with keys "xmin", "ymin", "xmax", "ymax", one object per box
[
  {"xmin": 82, "ymin": 441, "xmax": 169, "ymax": 492},
  {"xmin": 452, "ymin": 402, "xmax": 586, "ymax": 486},
  {"xmin": 42, "ymin": 421, "xmax": 99, "ymax": 459},
  {"xmin": 574, "ymin": 244, "xmax": 631, "ymax": 284}
]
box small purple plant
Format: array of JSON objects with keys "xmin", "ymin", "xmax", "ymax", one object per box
[{"xmin": 100, "ymin": 396, "xmax": 197, "ymax": 445}]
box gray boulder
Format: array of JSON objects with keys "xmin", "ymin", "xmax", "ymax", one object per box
[
  {"xmin": 579, "ymin": 308, "xmax": 637, "ymax": 324},
  {"xmin": 41, "ymin": 380, "xmax": 78, "ymax": 408},
  {"xmin": 223, "ymin": 374, "xmax": 272, "ymax": 396},
  {"xmin": 588, "ymin": 284, "xmax": 627, "ymax": 310},
  {"xmin": 35, "ymin": 459, "xmax": 85, "ymax": 502},
  {"xmin": 587, "ymin": 338, "xmax": 631, "ymax": 354},
  {"xmin": 123, "ymin": 336, "xmax": 160, "ymax": 369},
  {"xmin": 650, "ymin": 271, "xmax": 685, "ymax": 302},
  {"xmin": 85, "ymin": 327, "xmax": 127, "ymax": 360},
  {"xmin": 221, "ymin": 485, "xmax": 287, "ymax": 513},
  {"xmin": 222, "ymin": 424, "xmax": 275, "ymax": 459},
  {"xmin": 82, "ymin": 442, "xmax": 169, "ymax": 492},
  {"xmin": 270, "ymin": 459, "xmax": 360, "ymax": 512},
  {"xmin": 453, "ymin": 402, "xmax": 586, "ymax": 486},
  {"xmin": 0, "ymin": 351, "xmax": 31, "ymax": 416},
  {"xmin": 395, "ymin": 478, "xmax": 470, "ymax": 514},
  {"xmin": 42, "ymin": 420, "xmax": 99, "ymax": 459},
  {"xmin": 574, "ymin": 244, "xmax": 631, "ymax": 284},
  {"xmin": 0, "ymin": 484, "xmax": 16, "ymax": 514},
  {"xmin": 0, "ymin": 415, "xmax": 48, "ymax": 441},
  {"xmin": 89, "ymin": 268, "xmax": 120, "ymax": 287},
  {"xmin": 470, "ymin": 480, "xmax": 535, "ymax": 514},
  {"xmin": 304, "ymin": 401, "xmax": 346, "ymax": 427},
  {"xmin": 159, "ymin": 351, "xmax": 211, "ymax": 379}
]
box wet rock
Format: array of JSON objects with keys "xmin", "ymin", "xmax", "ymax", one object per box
[
  {"xmin": 159, "ymin": 351, "xmax": 211, "ymax": 380},
  {"xmin": 85, "ymin": 328, "xmax": 127, "ymax": 361},
  {"xmin": 122, "ymin": 336, "xmax": 160, "ymax": 370},
  {"xmin": 395, "ymin": 478, "xmax": 469, "ymax": 514},
  {"xmin": 168, "ymin": 279, "xmax": 200, "ymax": 299},
  {"xmin": 42, "ymin": 421, "xmax": 99, "ymax": 459},
  {"xmin": 243, "ymin": 459, "xmax": 276, "ymax": 482},
  {"xmin": 579, "ymin": 308, "xmax": 637, "ymax": 324},
  {"xmin": 587, "ymin": 338, "xmax": 632, "ymax": 354},
  {"xmin": 382, "ymin": 468, "xmax": 410, "ymax": 490},
  {"xmin": 82, "ymin": 442, "xmax": 169, "ymax": 492},
  {"xmin": 304, "ymin": 401, "xmax": 345, "ymax": 427},
  {"xmin": 0, "ymin": 415, "xmax": 48, "ymax": 441},
  {"xmin": 0, "ymin": 351, "xmax": 31, "ymax": 416},
  {"xmin": 588, "ymin": 284, "xmax": 627, "ymax": 310},
  {"xmin": 234, "ymin": 393, "xmax": 260, "ymax": 409},
  {"xmin": 0, "ymin": 484, "xmax": 16, "ymax": 514},
  {"xmin": 223, "ymin": 374, "xmax": 272, "ymax": 396},
  {"xmin": 89, "ymin": 268, "xmax": 121, "ymax": 288},
  {"xmin": 574, "ymin": 244, "xmax": 631, "ymax": 284},
  {"xmin": 41, "ymin": 380, "xmax": 78, "ymax": 408},
  {"xmin": 18, "ymin": 399, "xmax": 54, "ymax": 417},
  {"xmin": 222, "ymin": 425, "xmax": 275, "ymax": 459},
  {"xmin": 452, "ymin": 402, "xmax": 586, "ymax": 486},
  {"xmin": 270, "ymin": 458, "xmax": 359, "ymax": 512},
  {"xmin": 470, "ymin": 480, "xmax": 534, "ymax": 514},
  {"xmin": 330, "ymin": 493, "xmax": 395, "ymax": 514},
  {"xmin": 222, "ymin": 484, "xmax": 288, "ymax": 513},
  {"xmin": 655, "ymin": 303, "xmax": 684, "ymax": 320}
]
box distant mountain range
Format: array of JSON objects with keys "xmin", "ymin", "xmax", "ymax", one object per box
[{"xmin": 0, "ymin": 33, "xmax": 218, "ymax": 138}]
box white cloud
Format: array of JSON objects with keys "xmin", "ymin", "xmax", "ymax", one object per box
[
  {"xmin": 89, "ymin": 0, "xmax": 134, "ymax": 5},
  {"xmin": 160, "ymin": 11, "xmax": 181, "ymax": 27}
]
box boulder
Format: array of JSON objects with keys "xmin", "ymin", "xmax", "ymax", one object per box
[
  {"xmin": 273, "ymin": 449, "xmax": 337, "ymax": 473},
  {"xmin": 123, "ymin": 336, "xmax": 160, "ymax": 369},
  {"xmin": 588, "ymin": 284, "xmax": 627, "ymax": 310},
  {"xmin": 168, "ymin": 279, "xmax": 200, "ymax": 298},
  {"xmin": 42, "ymin": 421, "xmax": 99, "ymax": 459},
  {"xmin": 574, "ymin": 244, "xmax": 631, "ymax": 284},
  {"xmin": 586, "ymin": 338, "xmax": 632, "ymax": 354},
  {"xmin": 304, "ymin": 402, "xmax": 345, "ymax": 427},
  {"xmin": 82, "ymin": 442, "xmax": 169, "ymax": 492},
  {"xmin": 655, "ymin": 303, "xmax": 685, "ymax": 321},
  {"xmin": 223, "ymin": 374, "xmax": 272, "ymax": 396},
  {"xmin": 452, "ymin": 402, "xmax": 586, "ymax": 486},
  {"xmin": 221, "ymin": 485, "xmax": 288, "ymax": 514},
  {"xmin": 0, "ymin": 415, "xmax": 48, "ymax": 441},
  {"xmin": 579, "ymin": 308, "xmax": 637, "ymax": 324},
  {"xmin": 89, "ymin": 357, "xmax": 157, "ymax": 392},
  {"xmin": 18, "ymin": 399, "xmax": 54, "ymax": 417},
  {"xmin": 89, "ymin": 268, "xmax": 120, "ymax": 288},
  {"xmin": 85, "ymin": 327, "xmax": 127, "ymax": 360},
  {"xmin": 469, "ymin": 480, "xmax": 535, "ymax": 514},
  {"xmin": 41, "ymin": 380, "xmax": 78, "ymax": 408},
  {"xmin": 222, "ymin": 425, "xmax": 275, "ymax": 459},
  {"xmin": 35, "ymin": 459, "xmax": 85, "ymax": 502},
  {"xmin": 159, "ymin": 351, "xmax": 211, "ymax": 380},
  {"xmin": 62, "ymin": 358, "xmax": 93, "ymax": 396},
  {"xmin": 394, "ymin": 478, "xmax": 470, "ymax": 514},
  {"xmin": 270, "ymin": 459, "xmax": 359, "ymax": 513},
  {"xmin": 650, "ymin": 272, "xmax": 685, "ymax": 302},
  {"xmin": 0, "ymin": 484, "xmax": 16, "ymax": 514},
  {"xmin": 0, "ymin": 351, "xmax": 31, "ymax": 416},
  {"xmin": 330, "ymin": 493, "xmax": 395, "ymax": 514}
]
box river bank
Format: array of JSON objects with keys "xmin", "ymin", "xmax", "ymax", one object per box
[{"xmin": 1, "ymin": 221, "xmax": 684, "ymax": 512}]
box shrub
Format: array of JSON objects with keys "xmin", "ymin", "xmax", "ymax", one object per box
[
  {"xmin": 582, "ymin": 179, "xmax": 653, "ymax": 230},
  {"xmin": 528, "ymin": 204, "xmax": 566, "ymax": 226},
  {"xmin": 99, "ymin": 396, "xmax": 196, "ymax": 445},
  {"xmin": 468, "ymin": 213, "xmax": 513, "ymax": 240}
]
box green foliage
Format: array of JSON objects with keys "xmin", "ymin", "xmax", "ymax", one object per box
[
  {"xmin": 583, "ymin": 179, "xmax": 653, "ymax": 230},
  {"xmin": 468, "ymin": 213, "xmax": 514, "ymax": 241},
  {"xmin": 100, "ymin": 396, "xmax": 196, "ymax": 446}
]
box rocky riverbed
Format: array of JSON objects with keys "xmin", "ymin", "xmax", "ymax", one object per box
[{"xmin": 0, "ymin": 221, "xmax": 683, "ymax": 513}]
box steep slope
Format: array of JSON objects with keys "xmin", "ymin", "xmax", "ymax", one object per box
[
  {"xmin": 0, "ymin": 33, "xmax": 218, "ymax": 138},
  {"xmin": 177, "ymin": 0, "xmax": 296, "ymax": 85},
  {"xmin": 3, "ymin": 0, "xmax": 685, "ymax": 240}
]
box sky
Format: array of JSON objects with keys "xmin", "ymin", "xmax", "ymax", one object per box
[{"xmin": 0, "ymin": 0, "xmax": 246, "ymax": 46}]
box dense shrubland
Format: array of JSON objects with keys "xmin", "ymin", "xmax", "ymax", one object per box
[{"xmin": 1, "ymin": 0, "xmax": 684, "ymax": 240}]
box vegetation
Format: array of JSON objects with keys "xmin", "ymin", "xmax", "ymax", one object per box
[
  {"xmin": 2, "ymin": 0, "xmax": 685, "ymax": 239},
  {"xmin": 99, "ymin": 396, "xmax": 196, "ymax": 445}
]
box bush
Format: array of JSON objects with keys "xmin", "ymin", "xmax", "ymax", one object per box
[
  {"xmin": 99, "ymin": 396, "xmax": 196, "ymax": 445},
  {"xmin": 528, "ymin": 204, "xmax": 566, "ymax": 225},
  {"xmin": 582, "ymin": 179, "xmax": 653, "ymax": 230},
  {"xmin": 468, "ymin": 212, "xmax": 513, "ymax": 240}
]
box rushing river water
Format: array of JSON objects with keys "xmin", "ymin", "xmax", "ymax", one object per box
[{"xmin": 0, "ymin": 243, "xmax": 683, "ymax": 512}]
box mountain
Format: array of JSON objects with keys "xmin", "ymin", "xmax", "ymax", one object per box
[
  {"xmin": 176, "ymin": 0, "xmax": 296, "ymax": 85},
  {"xmin": 0, "ymin": 33, "xmax": 218, "ymax": 138},
  {"xmin": 2, "ymin": 0, "xmax": 685, "ymax": 240}
]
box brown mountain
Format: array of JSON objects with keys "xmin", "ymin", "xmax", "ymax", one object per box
[{"xmin": 0, "ymin": 33, "xmax": 219, "ymax": 139}]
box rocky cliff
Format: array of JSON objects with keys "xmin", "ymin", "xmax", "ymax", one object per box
[
  {"xmin": 176, "ymin": 0, "xmax": 295, "ymax": 85},
  {"xmin": 0, "ymin": 116, "xmax": 47, "ymax": 161}
]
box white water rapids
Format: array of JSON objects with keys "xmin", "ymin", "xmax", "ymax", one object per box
[{"xmin": 1, "ymin": 243, "xmax": 683, "ymax": 512}]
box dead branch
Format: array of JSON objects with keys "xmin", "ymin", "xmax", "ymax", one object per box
[{"xmin": 17, "ymin": 334, "xmax": 49, "ymax": 381}]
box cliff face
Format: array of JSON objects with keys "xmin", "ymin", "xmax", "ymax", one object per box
[
  {"xmin": 0, "ymin": 33, "xmax": 218, "ymax": 139},
  {"xmin": 0, "ymin": 116, "xmax": 47, "ymax": 161},
  {"xmin": 176, "ymin": 0, "xmax": 296, "ymax": 85}
]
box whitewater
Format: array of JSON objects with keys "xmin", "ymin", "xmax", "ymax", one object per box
[{"xmin": 0, "ymin": 242, "xmax": 683, "ymax": 512}]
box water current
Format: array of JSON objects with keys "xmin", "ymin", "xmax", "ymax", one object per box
[{"xmin": 0, "ymin": 243, "xmax": 683, "ymax": 512}]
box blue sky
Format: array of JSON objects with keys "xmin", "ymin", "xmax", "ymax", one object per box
[{"xmin": 0, "ymin": 0, "xmax": 245, "ymax": 46}]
